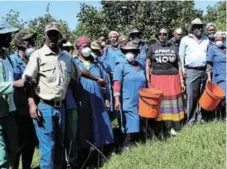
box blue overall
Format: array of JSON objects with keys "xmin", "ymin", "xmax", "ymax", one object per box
[
  {"xmin": 10, "ymin": 51, "xmax": 36, "ymax": 169},
  {"xmin": 113, "ymin": 61, "xmax": 146, "ymax": 133},
  {"xmin": 136, "ymin": 43, "xmax": 148, "ymax": 68},
  {"xmin": 98, "ymin": 45, "xmax": 125, "ymax": 74},
  {"xmin": 73, "ymin": 58, "xmax": 114, "ymax": 147},
  {"xmin": 207, "ymin": 45, "xmax": 226, "ymax": 95}
]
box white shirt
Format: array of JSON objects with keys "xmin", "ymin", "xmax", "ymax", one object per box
[
  {"xmin": 179, "ymin": 34, "xmax": 209, "ymax": 69},
  {"xmin": 3, "ymin": 57, "xmax": 16, "ymax": 112}
]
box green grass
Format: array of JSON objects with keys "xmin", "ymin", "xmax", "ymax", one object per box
[
  {"xmin": 28, "ymin": 121, "xmax": 226, "ymax": 169},
  {"xmin": 102, "ymin": 121, "xmax": 226, "ymax": 169}
]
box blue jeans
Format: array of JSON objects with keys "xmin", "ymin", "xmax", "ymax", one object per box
[{"xmin": 33, "ymin": 102, "xmax": 65, "ymax": 169}]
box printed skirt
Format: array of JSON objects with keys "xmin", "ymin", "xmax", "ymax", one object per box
[{"xmin": 150, "ymin": 74, "xmax": 185, "ymax": 122}]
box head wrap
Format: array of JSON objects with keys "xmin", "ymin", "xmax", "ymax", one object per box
[
  {"xmin": 108, "ymin": 31, "xmax": 119, "ymax": 38},
  {"xmin": 75, "ymin": 36, "xmax": 90, "ymax": 49}
]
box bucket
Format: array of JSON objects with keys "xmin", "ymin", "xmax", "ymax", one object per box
[
  {"xmin": 139, "ymin": 88, "xmax": 163, "ymax": 118},
  {"xmin": 199, "ymin": 82, "xmax": 225, "ymax": 111}
]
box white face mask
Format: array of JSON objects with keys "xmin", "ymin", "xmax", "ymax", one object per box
[
  {"xmin": 101, "ymin": 41, "xmax": 106, "ymax": 47},
  {"xmin": 81, "ymin": 47, "xmax": 91, "ymax": 57},
  {"xmin": 215, "ymin": 41, "xmax": 223, "ymax": 48},
  {"xmin": 91, "ymin": 52, "xmax": 97, "ymax": 59},
  {"xmin": 125, "ymin": 52, "xmax": 135, "ymax": 62},
  {"xmin": 25, "ymin": 47, "xmax": 36, "ymax": 58}
]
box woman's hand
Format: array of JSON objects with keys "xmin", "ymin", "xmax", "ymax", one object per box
[
  {"xmin": 105, "ymin": 100, "xmax": 110, "ymax": 110},
  {"xmin": 97, "ymin": 78, "xmax": 107, "ymax": 87},
  {"xmin": 114, "ymin": 97, "xmax": 121, "ymax": 112},
  {"xmin": 206, "ymin": 77, "xmax": 212, "ymax": 84},
  {"xmin": 181, "ymin": 81, "xmax": 186, "ymax": 93}
]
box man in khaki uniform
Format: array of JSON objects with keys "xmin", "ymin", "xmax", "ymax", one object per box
[{"xmin": 23, "ymin": 22, "xmax": 81, "ymax": 169}]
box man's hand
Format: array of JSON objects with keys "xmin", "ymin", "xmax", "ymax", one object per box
[
  {"xmin": 13, "ymin": 79, "xmax": 25, "ymax": 88},
  {"xmin": 28, "ymin": 98, "xmax": 41, "ymax": 121},
  {"xmin": 29, "ymin": 103, "xmax": 41, "ymax": 121}
]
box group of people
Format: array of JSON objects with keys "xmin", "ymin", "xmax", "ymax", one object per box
[{"xmin": 0, "ymin": 16, "xmax": 226, "ymax": 169}]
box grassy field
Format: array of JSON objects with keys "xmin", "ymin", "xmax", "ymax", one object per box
[
  {"xmin": 29, "ymin": 121, "xmax": 226, "ymax": 169},
  {"xmin": 102, "ymin": 121, "xmax": 226, "ymax": 169}
]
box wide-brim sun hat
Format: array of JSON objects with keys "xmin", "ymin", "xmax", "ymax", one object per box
[
  {"xmin": 121, "ymin": 41, "xmax": 139, "ymax": 54},
  {"xmin": 0, "ymin": 19, "xmax": 19, "ymax": 34},
  {"xmin": 191, "ymin": 18, "xmax": 203, "ymax": 25}
]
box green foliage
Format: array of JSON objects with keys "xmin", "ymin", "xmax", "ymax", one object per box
[
  {"xmin": 76, "ymin": 1, "xmax": 197, "ymax": 43},
  {"xmin": 203, "ymin": 1, "xmax": 226, "ymax": 31},
  {"xmin": 102, "ymin": 122, "xmax": 226, "ymax": 169},
  {"xmin": 3, "ymin": 11, "xmax": 74, "ymax": 51},
  {"xmin": 2, "ymin": 9, "xmax": 27, "ymax": 29},
  {"xmin": 75, "ymin": 3, "xmax": 107, "ymax": 40}
]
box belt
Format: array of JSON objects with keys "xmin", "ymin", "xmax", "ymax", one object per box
[
  {"xmin": 40, "ymin": 99, "xmax": 62, "ymax": 107},
  {"xmin": 186, "ymin": 66, "xmax": 206, "ymax": 71}
]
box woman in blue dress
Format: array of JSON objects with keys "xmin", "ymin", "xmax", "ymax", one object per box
[
  {"xmin": 207, "ymin": 32, "xmax": 226, "ymax": 119},
  {"xmin": 113, "ymin": 41, "xmax": 146, "ymax": 150},
  {"xmin": 74, "ymin": 37, "xmax": 114, "ymax": 150}
]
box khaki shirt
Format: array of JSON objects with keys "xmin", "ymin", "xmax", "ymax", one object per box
[{"xmin": 23, "ymin": 44, "xmax": 81, "ymax": 101}]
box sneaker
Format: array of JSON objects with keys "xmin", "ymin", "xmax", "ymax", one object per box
[{"xmin": 170, "ymin": 128, "xmax": 178, "ymax": 136}]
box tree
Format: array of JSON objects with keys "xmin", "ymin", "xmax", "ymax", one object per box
[
  {"xmin": 2, "ymin": 9, "xmax": 27, "ymax": 29},
  {"xmin": 28, "ymin": 13, "xmax": 74, "ymax": 48},
  {"xmin": 76, "ymin": 3, "xmax": 107, "ymax": 40},
  {"xmin": 203, "ymin": 1, "xmax": 226, "ymax": 31},
  {"xmin": 76, "ymin": 1, "xmax": 197, "ymax": 43},
  {"xmin": 2, "ymin": 10, "xmax": 28, "ymax": 53}
]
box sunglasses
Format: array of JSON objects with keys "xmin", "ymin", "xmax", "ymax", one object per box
[
  {"xmin": 159, "ymin": 33, "xmax": 167, "ymax": 36},
  {"xmin": 207, "ymin": 29, "xmax": 216, "ymax": 32}
]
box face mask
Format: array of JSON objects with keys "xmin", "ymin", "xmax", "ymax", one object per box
[
  {"xmin": 101, "ymin": 41, "xmax": 106, "ymax": 47},
  {"xmin": 125, "ymin": 52, "xmax": 135, "ymax": 62},
  {"xmin": 134, "ymin": 38, "xmax": 141, "ymax": 44},
  {"xmin": 81, "ymin": 47, "xmax": 91, "ymax": 57},
  {"xmin": 91, "ymin": 52, "xmax": 97, "ymax": 59},
  {"xmin": 208, "ymin": 33, "xmax": 215, "ymax": 39},
  {"xmin": 215, "ymin": 41, "xmax": 223, "ymax": 48},
  {"xmin": 25, "ymin": 47, "xmax": 35, "ymax": 58}
]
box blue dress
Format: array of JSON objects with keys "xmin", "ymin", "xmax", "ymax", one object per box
[
  {"xmin": 73, "ymin": 58, "xmax": 114, "ymax": 147},
  {"xmin": 207, "ymin": 45, "xmax": 226, "ymax": 95},
  {"xmin": 113, "ymin": 61, "xmax": 146, "ymax": 133}
]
